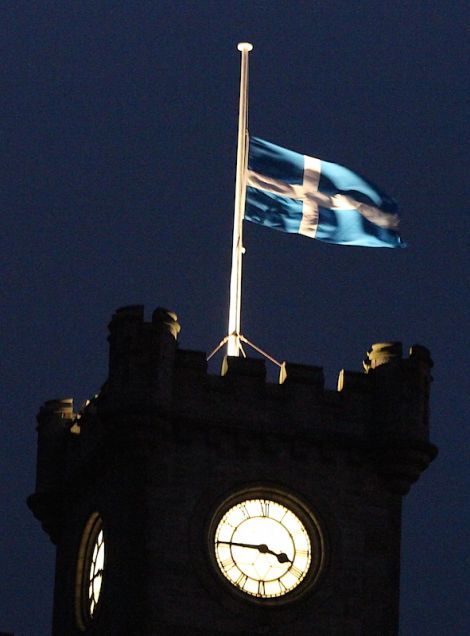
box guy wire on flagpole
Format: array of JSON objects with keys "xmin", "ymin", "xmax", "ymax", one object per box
[{"xmin": 227, "ymin": 42, "xmax": 253, "ymax": 357}]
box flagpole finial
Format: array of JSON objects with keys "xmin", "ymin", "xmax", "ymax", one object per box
[{"xmin": 237, "ymin": 42, "xmax": 253, "ymax": 52}]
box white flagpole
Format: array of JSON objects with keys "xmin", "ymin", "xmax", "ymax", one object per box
[{"xmin": 227, "ymin": 42, "xmax": 253, "ymax": 357}]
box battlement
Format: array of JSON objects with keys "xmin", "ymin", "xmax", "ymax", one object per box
[
  {"xmin": 28, "ymin": 306, "xmax": 437, "ymax": 542},
  {"xmin": 100, "ymin": 305, "xmax": 434, "ymax": 437}
]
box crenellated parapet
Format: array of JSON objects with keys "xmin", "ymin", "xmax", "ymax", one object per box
[{"xmin": 28, "ymin": 306, "xmax": 437, "ymax": 543}]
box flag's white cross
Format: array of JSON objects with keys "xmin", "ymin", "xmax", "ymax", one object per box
[{"xmin": 246, "ymin": 156, "xmax": 398, "ymax": 237}]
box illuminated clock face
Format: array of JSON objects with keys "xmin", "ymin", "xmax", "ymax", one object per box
[
  {"xmin": 213, "ymin": 498, "xmax": 313, "ymax": 599},
  {"xmin": 86, "ymin": 523, "xmax": 105, "ymax": 618},
  {"xmin": 75, "ymin": 513, "xmax": 106, "ymax": 630}
]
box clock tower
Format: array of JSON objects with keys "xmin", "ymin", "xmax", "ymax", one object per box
[{"xmin": 28, "ymin": 305, "xmax": 437, "ymax": 635}]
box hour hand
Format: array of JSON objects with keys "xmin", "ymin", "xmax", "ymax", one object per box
[{"xmin": 217, "ymin": 540, "xmax": 291, "ymax": 563}]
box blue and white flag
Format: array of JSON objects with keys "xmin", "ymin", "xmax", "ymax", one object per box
[{"xmin": 245, "ymin": 137, "xmax": 404, "ymax": 248}]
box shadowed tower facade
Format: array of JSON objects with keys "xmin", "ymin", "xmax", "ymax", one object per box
[{"xmin": 28, "ymin": 305, "xmax": 437, "ymax": 635}]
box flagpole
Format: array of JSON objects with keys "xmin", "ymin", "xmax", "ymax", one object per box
[{"xmin": 227, "ymin": 42, "xmax": 253, "ymax": 357}]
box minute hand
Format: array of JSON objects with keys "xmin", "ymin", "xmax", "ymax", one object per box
[{"xmin": 217, "ymin": 540, "xmax": 291, "ymax": 564}]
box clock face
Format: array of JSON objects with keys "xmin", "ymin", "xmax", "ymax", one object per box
[
  {"xmin": 86, "ymin": 522, "xmax": 105, "ymax": 618},
  {"xmin": 213, "ymin": 497, "xmax": 314, "ymax": 599},
  {"xmin": 75, "ymin": 512, "xmax": 106, "ymax": 630}
]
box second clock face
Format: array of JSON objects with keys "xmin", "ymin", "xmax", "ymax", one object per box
[
  {"xmin": 213, "ymin": 498, "xmax": 312, "ymax": 599},
  {"xmin": 75, "ymin": 512, "xmax": 106, "ymax": 630}
]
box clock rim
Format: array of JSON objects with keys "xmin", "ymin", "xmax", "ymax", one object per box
[{"xmin": 207, "ymin": 485, "xmax": 326, "ymax": 606}]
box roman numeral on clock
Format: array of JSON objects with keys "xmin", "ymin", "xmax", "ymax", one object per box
[
  {"xmin": 260, "ymin": 500, "xmax": 270, "ymax": 517},
  {"xmin": 289, "ymin": 565, "xmax": 303, "ymax": 579},
  {"xmin": 236, "ymin": 572, "xmax": 248, "ymax": 588},
  {"xmin": 238, "ymin": 502, "xmax": 251, "ymax": 518},
  {"xmin": 221, "ymin": 557, "xmax": 235, "ymax": 571}
]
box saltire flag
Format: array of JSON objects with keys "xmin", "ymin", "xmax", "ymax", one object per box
[{"xmin": 245, "ymin": 137, "xmax": 404, "ymax": 248}]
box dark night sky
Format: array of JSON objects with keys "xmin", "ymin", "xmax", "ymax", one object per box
[{"xmin": 1, "ymin": 2, "xmax": 469, "ymax": 634}]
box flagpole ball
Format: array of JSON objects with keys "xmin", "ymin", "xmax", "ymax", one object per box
[{"xmin": 237, "ymin": 42, "xmax": 253, "ymax": 52}]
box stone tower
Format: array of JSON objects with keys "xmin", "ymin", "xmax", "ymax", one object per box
[{"xmin": 28, "ymin": 305, "xmax": 437, "ymax": 635}]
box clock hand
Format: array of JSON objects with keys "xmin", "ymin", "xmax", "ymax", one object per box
[
  {"xmin": 217, "ymin": 540, "xmax": 292, "ymax": 564},
  {"xmin": 238, "ymin": 542, "xmax": 292, "ymax": 564}
]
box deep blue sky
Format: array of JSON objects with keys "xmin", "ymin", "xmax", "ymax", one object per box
[{"xmin": 1, "ymin": 2, "xmax": 468, "ymax": 634}]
